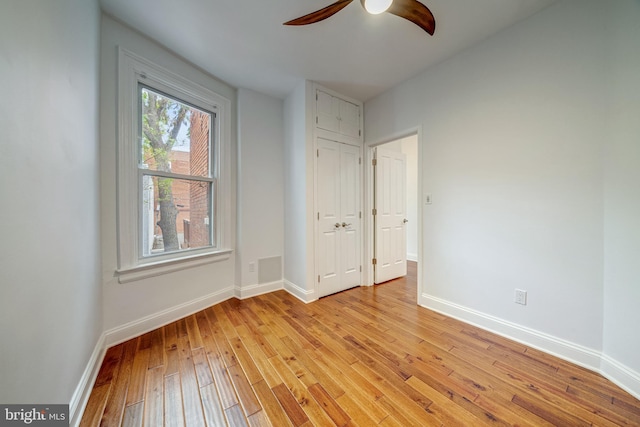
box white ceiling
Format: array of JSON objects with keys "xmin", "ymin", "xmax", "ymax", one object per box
[{"xmin": 99, "ymin": 0, "xmax": 558, "ymax": 101}]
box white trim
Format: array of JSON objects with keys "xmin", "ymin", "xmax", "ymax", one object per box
[
  {"xmin": 116, "ymin": 249, "xmax": 232, "ymax": 284},
  {"xmin": 69, "ymin": 333, "xmax": 106, "ymax": 427},
  {"xmin": 421, "ymin": 293, "xmax": 602, "ymax": 368},
  {"xmin": 407, "ymin": 252, "xmax": 418, "ymax": 262},
  {"xmin": 421, "ymin": 293, "xmax": 640, "ymax": 400},
  {"xmin": 284, "ymin": 279, "xmax": 317, "ymax": 304},
  {"xmin": 235, "ymin": 280, "xmax": 284, "ymax": 299},
  {"xmin": 104, "ymin": 286, "xmax": 234, "ymax": 347},
  {"xmin": 600, "ymin": 355, "xmax": 640, "ymax": 400}
]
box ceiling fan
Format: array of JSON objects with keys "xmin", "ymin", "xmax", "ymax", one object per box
[{"xmin": 284, "ymin": 0, "xmax": 436, "ymax": 36}]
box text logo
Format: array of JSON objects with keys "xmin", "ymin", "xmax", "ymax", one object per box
[{"xmin": 1, "ymin": 405, "xmax": 68, "ymax": 426}]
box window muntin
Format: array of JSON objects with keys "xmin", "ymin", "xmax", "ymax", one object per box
[{"xmin": 138, "ymin": 86, "xmax": 215, "ymax": 258}]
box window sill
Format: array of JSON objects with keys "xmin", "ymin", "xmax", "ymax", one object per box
[{"xmin": 116, "ymin": 249, "xmax": 232, "ymax": 284}]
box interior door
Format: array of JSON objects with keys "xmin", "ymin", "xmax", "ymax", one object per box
[
  {"xmin": 374, "ymin": 147, "xmax": 407, "ymax": 284},
  {"xmin": 338, "ymin": 143, "xmax": 361, "ymax": 290},
  {"xmin": 317, "ymin": 137, "xmax": 361, "ymax": 297}
]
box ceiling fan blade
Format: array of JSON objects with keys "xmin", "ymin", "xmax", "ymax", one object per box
[
  {"xmin": 386, "ymin": 0, "xmax": 436, "ymax": 35},
  {"xmin": 284, "ymin": 0, "xmax": 354, "ymax": 26}
]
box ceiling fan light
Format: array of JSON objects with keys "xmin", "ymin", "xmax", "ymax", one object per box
[{"xmin": 364, "ymin": 0, "xmax": 393, "ymax": 15}]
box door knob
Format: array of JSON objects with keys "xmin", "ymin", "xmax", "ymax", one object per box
[
  {"xmin": 335, "ymin": 223, "xmax": 341, "ymax": 228},
  {"xmin": 342, "ymin": 222, "xmax": 352, "ymax": 228},
  {"xmin": 403, "ymin": 219, "xmax": 409, "ymax": 223}
]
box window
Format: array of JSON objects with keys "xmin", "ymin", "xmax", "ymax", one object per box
[
  {"xmin": 117, "ymin": 48, "xmax": 231, "ymax": 282},
  {"xmin": 139, "ymin": 86, "xmax": 214, "ymax": 256}
]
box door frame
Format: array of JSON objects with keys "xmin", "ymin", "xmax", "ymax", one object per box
[{"xmin": 363, "ymin": 127, "xmax": 424, "ymax": 298}]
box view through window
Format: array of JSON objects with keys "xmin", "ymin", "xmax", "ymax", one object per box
[{"xmin": 139, "ymin": 86, "xmax": 215, "ymax": 257}]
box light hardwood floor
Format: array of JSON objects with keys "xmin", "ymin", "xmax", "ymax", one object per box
[{"xmin": 80, "ymin": 262, "xmax": 640, "ymax": 426}]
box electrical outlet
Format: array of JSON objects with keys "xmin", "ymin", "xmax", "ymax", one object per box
[
  {"xmin": 515, "ymin": 289, "xmax": 527, "ymax": 305},
  {"xmin": 425, "ymin": 194, "xmax": 433, "ymax": 205},
  {"xmin": 248, "ymin": 262, "xmax": 255, "ymax": 273}
]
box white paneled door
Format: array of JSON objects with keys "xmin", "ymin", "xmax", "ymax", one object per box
[
  {"xmin": 317, "ymin": 137, "xmax": 361, "ymax": 297},
  {"xmin": 374, "ymin": 147, "xmax": 407, "ymax": 284},
  {"xmin": 316, "ymin": 90, "xmax": 361, "ymax": 140}
]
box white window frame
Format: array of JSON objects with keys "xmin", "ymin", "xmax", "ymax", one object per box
[{"xmin": 116, "ymin": 48, "xmax": 232, "ymax": 283}]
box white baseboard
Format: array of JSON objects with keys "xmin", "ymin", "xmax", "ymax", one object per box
[
  {"xmin": 600, "ymin": 355, "xmax": 640, "ymax": 400},
  {"xmin": 236, "ymin": 280, "xmax": 283, "ymax": 299},
  {"xmin": 69, "ymin": 333, "xmax": 106, "ymax": 427},
  {"xmin": 283, "ymin": 279, "xmax": 317, "ymax": 303},
  {"xmin": 420, "ymin": 293, "xmax": 602, "ymax": 368},
  {"xmin": 104, "ymin": 286, "xmax": 235, "ymax": 347},
  {"xmin": 421, "ymin": 293, "xmax": 640, "ymax": 400},
  {"xmin": 407, "ymin": 253, "xmax": 418, "ymax": 262}
]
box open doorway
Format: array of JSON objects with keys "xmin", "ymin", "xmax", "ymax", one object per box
[{"xmin": 372, "ymin": 134, "xmax": 418, "ymax": 284}]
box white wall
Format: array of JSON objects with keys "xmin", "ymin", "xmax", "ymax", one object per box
[
  {"xmin": 283, "ymin": 81, "xmax": 316, "ymax": 299},
  {"xmin": 283, "ymin": 82, "xmax": 307, "ymax": 290},
  {"xmin": 237, "ymin": 88, "xmax": 284, "ymax": 294},
  {"xmin": 602, "ymin": 0, "xmax": 640, "ymax": 392},
  {"xmin": 100, "ymin": 16, "xmax": 237, "ymax": 338},
  {"xmin": 0, "ymin": 0, "xmax": 102, "ymax": 408},
  {"xmin": 365, "ymin": 0, "xmax": 640, "ymax": 392}
]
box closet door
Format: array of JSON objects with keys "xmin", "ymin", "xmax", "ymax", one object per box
[
  {"xmin": 317, "ymin": 138, "xmax": 342, "ymax": 295},
  {"xmin": 316, "ymin": 90, "xmax": 340, "ymax": 134},
  {"xmin": 339, "ymin": 143, "xmax": 361, "ymax": 289},
  {"xmin": 316, "ymin": 90, "xmax": 361, "ymax": 140},
  {"xmin": 317, "ymin": 138, "xmax": 361, "ymax": 297},
  {"xmin": 338, "ymin": 100, "xmax": 360, "ymax": 139}
]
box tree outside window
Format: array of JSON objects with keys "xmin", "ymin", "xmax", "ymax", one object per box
[{"xmin": 139, "ymin": 87, "xmax": 214, "ymax": 257}]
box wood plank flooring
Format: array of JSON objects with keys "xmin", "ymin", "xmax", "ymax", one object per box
[{"xmin": 80, "ymin": 263, "xmax": 640, "ymax": 426}]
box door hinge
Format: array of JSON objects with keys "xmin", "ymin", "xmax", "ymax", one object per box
[
  {"xmin": 372, "ymin": 158, "xmax": 377, "ymax": 166},
  {"xmin": 318, "ymin": 275, "xmax": 321, "ymax": 283},
  {"xmin": 359, "ymin": 211, "xmax": 362, "ymax": 219},
  {"xmin": 372, "ymin": 258, "xmax": 377, "ymax": 265},
  {"xmin": 359, "ymin": 157, "xmax": 361, "ymax": 165},
  {"xmin": 360, "ymin": 265, "xmax": 362, "ymax": 273},
  {"xmin": 359, "ymin": 129, "xmax": 361, "ymax": 137},
  {"xmin": 372, "ymin": 208, "xmax": 377, "ymax": 216},
  {"xmin": 317, "ymin": 149, "xmax": 319, "ymax": 157},
  {"xmin": 316, "ymin": 116, "xmax": 319, "ymax": 124},
  {"xmin": 317, "ymin": 212, "xmax": 320, "ymax": 220}
]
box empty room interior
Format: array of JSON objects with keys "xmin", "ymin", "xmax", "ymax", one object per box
[{"xmin": 1, "ymin": 0, "xmax": 639, "ymax": 425}]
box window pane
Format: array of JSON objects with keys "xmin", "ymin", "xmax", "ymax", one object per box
[
  {"xmin": 140, "ymin": 87, "xmax": 211, "ymax": 178},
  {"xmin": 142, "ymin": 175, "xmax": 212, "ymax": 256}
]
